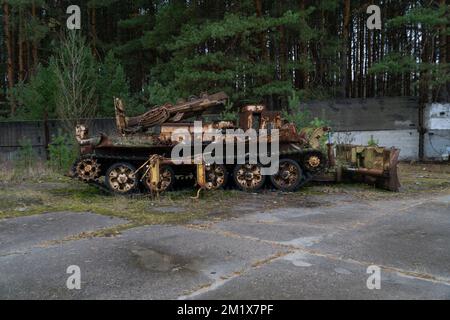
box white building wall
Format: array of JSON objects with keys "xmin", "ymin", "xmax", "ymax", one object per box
[
  {"xmin": 425, "ymin": 103, "xmax": 450, "ymax": 160},
  {"xmin": 425, "ymin": 103, "xmax": 450, "ymax": 130},
  {"xmin": 425, "ymin": 131, "xmax": 450, "ymax": 160},
  {"xmin": 332, "ymin": 130, "xmax": 419, "ymax": 161}
]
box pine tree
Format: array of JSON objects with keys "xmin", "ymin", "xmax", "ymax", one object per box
[
  {"xmin": 97, "ymin": 51, "xmax": 132, "ymax": 117},
  {"xmin": 1, "ymin": 0, "xmax": 449, "ymax": 119}
]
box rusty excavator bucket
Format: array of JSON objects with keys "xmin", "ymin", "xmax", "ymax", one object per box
[
  {"xmin": 115, "ymin": 92, "xmax": 229, "ymax": 135},
  {"xmin": 332, "ymin": 145, "xmax": 402, "ymax": 192}
]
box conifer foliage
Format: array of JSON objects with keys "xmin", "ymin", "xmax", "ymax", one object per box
[{"xmin": 0, "ymin": 0, "xmax": 448, "ymax": 119}]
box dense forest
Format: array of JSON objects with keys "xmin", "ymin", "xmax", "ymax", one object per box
[{"xmin": 0, "ymin": 0, "xmax": 449, "ymax": 120}]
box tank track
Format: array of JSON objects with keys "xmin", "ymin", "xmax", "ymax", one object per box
[{"xmin": 71, "ymin": 148, "xmax": 327, "ymax": 195}]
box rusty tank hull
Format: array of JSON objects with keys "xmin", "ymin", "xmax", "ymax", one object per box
[{"xmin": 72, "ymin": 133, "xmax": 327, "ymax": 195}]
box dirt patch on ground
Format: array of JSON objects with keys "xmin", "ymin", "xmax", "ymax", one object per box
[
  {"xmin": 399, "ymin": 163, "xmax": 450, "ymax": 192},
  {"xmin": 0, "ymin": 163, "xmax": 449, "ymax": 228}
]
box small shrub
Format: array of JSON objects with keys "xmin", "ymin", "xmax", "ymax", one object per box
[
  {"xmin": 283, "ymin": 91, "xmax": 310, "ymax": 131},
  {"xmin": 283, "ymin": 90, "xmax": 329, "ymax": 132},
  {"xmin": 221, "ymin": 102, "xmax": 239, "ymax": 123},
  {"xmin": 48, "ymin": 135, "xmax": 78, "ymax": 173},
  {"xmin": 1, "ymin": 138, "xmax": 69, "ymax": 184},
  {"xmin": 16, "ymin": 139, "xmax": 36, "ymax": 171},
  {"xmin": 9, "ymin": 140, "xmax": 52, "ymax": 182},
  {"xmin": 310, "ymin": 117, "xmax": 328, "ymax": 129},
  {"xmin": 367, "ymin": 135, "xmax": 379, "ymax": 147}
]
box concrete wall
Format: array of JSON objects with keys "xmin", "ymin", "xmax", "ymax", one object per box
[
  {"xmin": 0, "ymin": 99, "xmax": 449, "ymax": 162},
  {"xmin": 301, "ymin": 99, "xmax": 449, "ymax": 161},
  {"xmin": 301, "ymin": 97, "xmax": 419, "ymax": 131},
  {"xmin": 0, "ymin": 119, "xmax": 116, "ymax": 161}
]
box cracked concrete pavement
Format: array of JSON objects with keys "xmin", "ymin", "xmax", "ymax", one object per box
[{"xmin": 0, "ymin": 192, "xmax": 449, "ymax": 300}]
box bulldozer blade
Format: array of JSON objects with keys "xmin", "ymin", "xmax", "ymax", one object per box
[
  {"xmin": 334, "ymin": 145, "xmax": 402, "ymax": 192},
  {"xmin": 379, "ymin": 148, "xmax": 401, "ymax": 192}
]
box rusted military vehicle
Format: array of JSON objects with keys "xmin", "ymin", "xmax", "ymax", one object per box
[{"xmin": 71, "ymin": 92, "xmax": 401, "ymax": 195}]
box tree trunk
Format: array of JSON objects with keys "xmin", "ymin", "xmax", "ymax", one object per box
[
  {"xmin": 367, "ymin": 27, "xmax": 373, "ymax": 97},
  {"xmin": 373, "ymin": 27, "xmax": 379, "ymax": 97},
  {"xmin": 2, "ymin": 2, "xmax": 16, "ymax": 115},
  {"xmin": 341, "ymin": 0, "xmax": 351, "ymax": 97},
  {"xmin": 18, "ymin": 9, "xmax": 25, "ymax": 82},
  {"xmin": 319, "ymin": 7, "xmax": 326, "ymax": 87},
  {"xmin": 351, "ymin": 20, "xmax": 356, "ymax": 98},
  {"xmin": 254, "ymin": 0, "xmax": 269, "ymax": 61},
  {"xmin": 279, "ymin": 25, "xmax": 287, "ymax": 81},
  {"xmin": 91, "ymin": 7, "xmax": 99, "ymax": 57},
  {"xmin": 298, "ymin": 0, "xmax": 307, "ymax": 89},
  {"xmin": 358, "ymin": 14, "xmax": 364, "ymax": 98},
  {"xmin": 418, "ymin": 30, "xmax": 432, "ymax": 161},
  {"xmin": 446, "ymin": 0, "xmax": 450, "ymax": 100},
  {"xmin": 438, "ymin": 0, "xmax": 448, "ymax": 101},
  {"xmin": 32, "ymin": 1, "xmax": 39, "ymax": 70}
]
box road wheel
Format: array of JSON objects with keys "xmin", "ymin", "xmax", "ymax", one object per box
[
  {"xmin": 270, "ymin": 159, "xmax": 304, "ymax": 192},
  {"xmin": 74, "ymin": 158, "xmax": 101, "ymax": 182},
  {"xmin": 105, "ymin": 163, "xmax": 138, "ymax": 195},
  {"xmin": 233, "ymin": 164, "xmax": 266, "ymax": 192},
  {"xmin": 143, "ymin": 166, "xmax": 175, "ymax": 193},
  {"xmin": 204, "ymin": 164, "xmax": 227, "ymax": 190}
]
